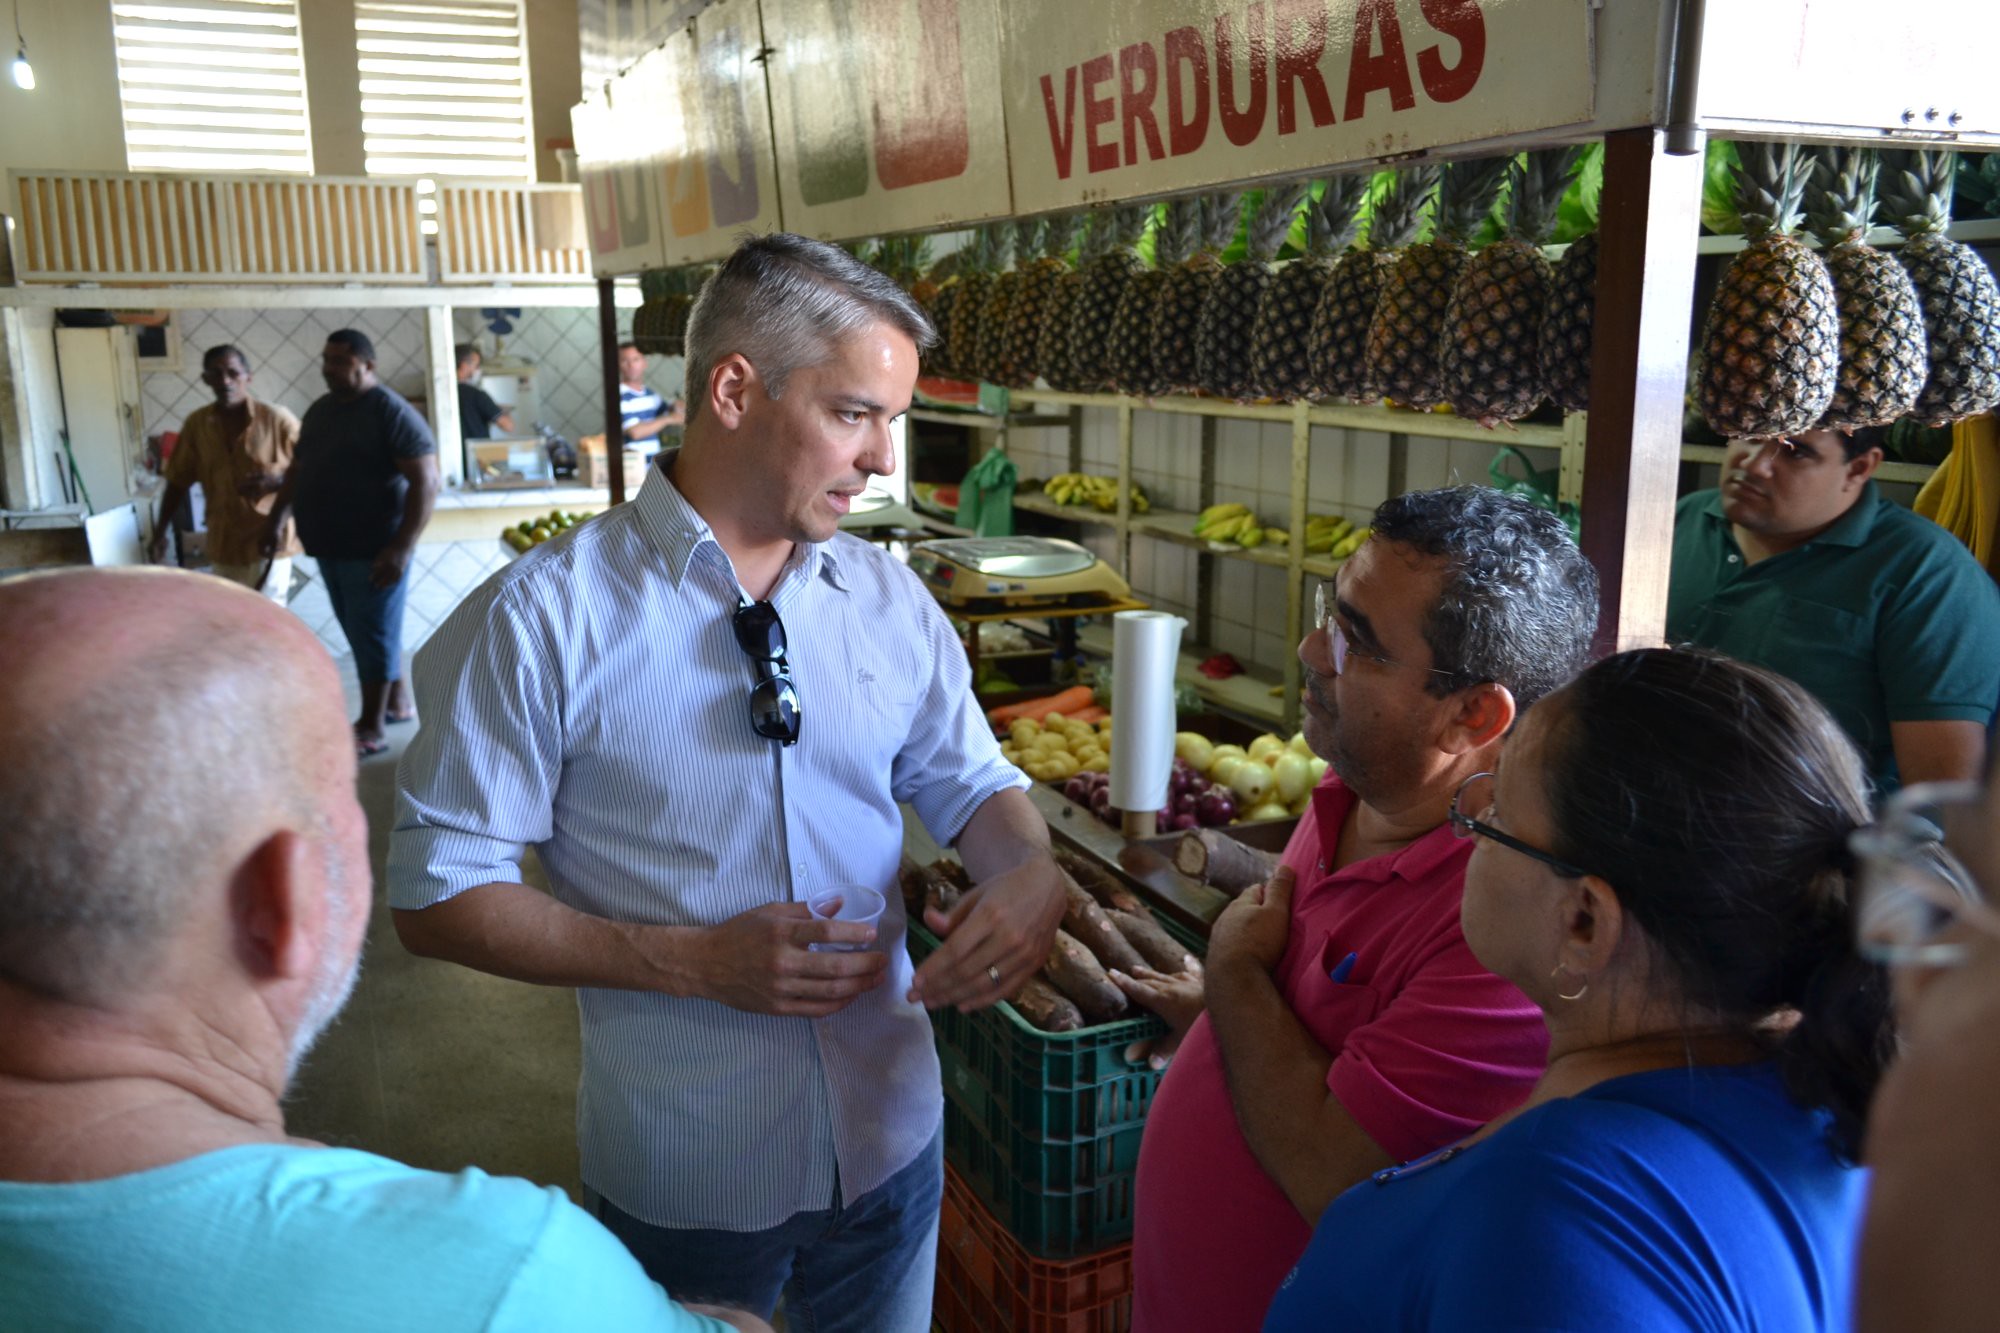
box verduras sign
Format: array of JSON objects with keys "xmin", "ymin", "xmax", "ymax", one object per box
[{"xmin": 1004, "ymin": 0, "xmax": 1596, "ymax": 213}]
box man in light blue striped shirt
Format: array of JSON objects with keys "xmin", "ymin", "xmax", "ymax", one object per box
[{"xmin": 389, "ymin": 234, "xmax": 1067, "ymax": 1333}]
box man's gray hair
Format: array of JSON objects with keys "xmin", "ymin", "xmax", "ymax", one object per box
[
  {"xmin": 682, "ymin": 232, "xmax": 936, "ymax": 424},
  {"xmin": 1369, "ymin": 486, "xmax": 1600, "ymax": 711}
]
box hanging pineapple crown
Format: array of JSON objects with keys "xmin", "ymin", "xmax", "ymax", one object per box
[
  {"xmin": 1157, "ymin": 197, "xmax": 1201, "ymax": 268},
  {"xmin": 1509, "ymin": 147, "xmax": 1582, "ymax": 247},
  {"xmin": 1309, "ymin": 173, "xmax": 1373, "ymax": 257},
  {"xmin": 1246, "ymin": 182, "xmax": 1311, "ymax": 262},
  {"xmin": 1734, "ymin": 141, "xmax": 1814, "ymax": 240},
  {"xmin": 1043, "ymin": 211, "xmax": 1082, "ymax": 260},
  {"xmin": 1201, "ymin": 192, "xmax": 1246, "ymax": 254},
  {"xmin": 1433, "ymin": 157, "xmax": 1511, "ymax": 245},
  {"xmin": 1110, "ymin": 204, "xmax": 1149, "ymax": 252},
  {"xmin": 1367, "ymin": 165, "xmax": 1442, "ymax": 250},
  {"xmin": 1011, "ymin": 217, "xmax": 1042, "ymax": 269},
  {"xmin": 1807, "ymin": 147, "xmax": 1880, "ymax": 248},
  {"xmin": 1879, "ymin": 148, "xmax": 1956, "ymax": 238},
  {"xmin": 1078, "ymin": 211, "xmax": 1116, "ymax": 264}
]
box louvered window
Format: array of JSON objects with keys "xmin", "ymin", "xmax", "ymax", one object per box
[
  {"xmin": 357, "ymin": 0, "xmax": 535, "ymax": 182},
  {"xmin": 111, "ymin": 0, "xmax": 315, "ymax": 174}
]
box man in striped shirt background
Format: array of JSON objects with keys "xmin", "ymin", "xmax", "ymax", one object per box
[{"xmin": 389, "ymin": 233, "xmax": 1067, "ymax": 1333}]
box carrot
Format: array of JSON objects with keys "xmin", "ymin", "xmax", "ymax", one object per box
[
  {"xmin": 987, "ymin": 685, "xmax": 1095, "ymax": 726},
  {"xmin": 1069, "ymin": 705, "xmax": 1110, "ymax": 724}
]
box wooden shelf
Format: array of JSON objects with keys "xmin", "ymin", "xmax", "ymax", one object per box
[
  {"xmin": 1131, "ymin": 508, "xmax": 1294, "ymax": 570},
  {"xmin": 1008, "ymin": 387, "xmax": 1569, "ymax": 448},
  {"xmin": 1074, "ymin": 622, "xmax": 1289, "ymax": 727},
  {"xmin": 1013, "ymin": 489, "xmax": 1120, "ymax": 527},
  {"xmin": 1678, "ymin": 443, "xmax": 1939, "ymax": 486}
]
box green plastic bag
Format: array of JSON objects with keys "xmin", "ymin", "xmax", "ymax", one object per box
[
  {"xmin": 1489, "ymin": 445, "xmax": 1581, "ymax": 540},
  {"xmin": 955, "ymin": 447, "xmax": 1018, "ymax": 537}
]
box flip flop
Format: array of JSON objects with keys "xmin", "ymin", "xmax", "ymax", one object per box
[
  {"xmin": 385, "ymin": 710, "xmax": 417, "ymax": 725},
  {"xmin": 356, "ymin": 736, "xmax": 392, "ymax": 758}
]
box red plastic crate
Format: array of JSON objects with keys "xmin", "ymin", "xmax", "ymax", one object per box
[{"xmin": 934, "ymin": 1163, "xmax": 1134, "ymax": 1333}]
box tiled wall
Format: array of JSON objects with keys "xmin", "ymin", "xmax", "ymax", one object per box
[
  {"xmin": 286, "ymin": 542, "xmax": 514, "ymax": 672},
  {"xmin": 1003, "ymin": 407, "xmax": 1561, "ymax": 675},
  {"xmin": 139, "ymin": 308, "xmax": 432, "ymax": 443},
  {"xmin": 453, "ymin": 306, "xmax": 685, "ymax": 447}
]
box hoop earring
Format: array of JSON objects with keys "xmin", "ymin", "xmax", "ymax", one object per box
[{"xmin": 1550, "ymin": 963, "xmax": 1589, "ymax": 1003}]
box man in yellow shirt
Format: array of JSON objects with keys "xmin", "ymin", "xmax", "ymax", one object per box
[{"xmin": 149, "ymin": 345, "xmax": 302, "ymax": 601}]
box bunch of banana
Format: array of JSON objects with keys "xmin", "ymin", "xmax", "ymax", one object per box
[
  {"xmin": 1308, "ymin": 520, "xmax": 1372, "ymax": 560},
  {"xmin": 1193, "ymin": 502, "xmax": 1285, "ymax": 549},
  {"xmin": 1044, "ymin": 472, "xmax": 1151, "ymax": 513}
]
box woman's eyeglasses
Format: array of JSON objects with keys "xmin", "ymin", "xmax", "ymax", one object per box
[
  {"xmin": 1850, "ymin": 782, "xmax": 2000, "ymax": 967},
  {"xmin": 1448, "ymin": 771, "xmax": 1591, "ymax": 879},
  {"xmin": 731, "ymin": 599, "xmax": 801, "ymax": 746}
]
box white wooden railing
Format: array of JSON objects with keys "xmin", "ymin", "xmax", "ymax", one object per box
[
  {"xmin": 6, "ymin": 171, "xmax": 590, "ymax": 287},
  {"xmin": 435, "ymin": 182, "xmax": 591, "ymax": 284},
  {"xmin": 8, "ymin": 171, "xmax": 424, "ymax": 284}
]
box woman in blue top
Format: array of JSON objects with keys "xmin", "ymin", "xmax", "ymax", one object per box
[{"xmin": 1265, "ymin": 648, "xmax": 1893, "ymax": 1332}]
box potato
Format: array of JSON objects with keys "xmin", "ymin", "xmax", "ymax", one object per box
[
  {"xmin": 1026, "ymin": 759, "xmax": 1062, "ymax": 782},
  {"xmin": 1009, "ymin": 718, "xmax": 1042, "ymax": 743}
]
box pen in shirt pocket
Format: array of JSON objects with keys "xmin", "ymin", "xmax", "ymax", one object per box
[{"xmin": 1329, "ymin": 951, "xmax": 1358, "ymax": 984}]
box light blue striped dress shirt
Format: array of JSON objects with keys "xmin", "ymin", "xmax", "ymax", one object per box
[{"xmin": 388, "ymin": 457, "xmax": 1026, "ymax": 1231}]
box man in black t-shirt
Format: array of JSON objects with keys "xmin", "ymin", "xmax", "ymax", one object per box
[
  {"xmin": 455, "ymin": 343, "xmax": 514, "ymax": 446},
  {"xmin": 265, "ymin": 329, "xmax": 440, "ymax": 758}
]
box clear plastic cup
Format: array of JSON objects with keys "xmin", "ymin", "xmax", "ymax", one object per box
[{"xmin": 805, "ymin": 884, "xmax": 886, "ymax": 952}]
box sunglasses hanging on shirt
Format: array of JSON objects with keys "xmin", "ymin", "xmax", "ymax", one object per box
[{"xmin": 732, "ymin": 597, "xmax": 802, "ymax": 746}]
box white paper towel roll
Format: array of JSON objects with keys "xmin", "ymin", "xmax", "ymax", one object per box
[{"xmin": 1108, "ymin": 609, "xmax": 1186, "ymax": 814}]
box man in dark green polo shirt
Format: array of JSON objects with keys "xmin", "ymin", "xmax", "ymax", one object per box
[{"xmin": 1667, "ymin": 426, "xmax": 2000, "ymax": 792}]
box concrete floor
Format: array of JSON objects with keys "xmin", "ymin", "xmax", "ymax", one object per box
[{"xmin": 283, "ymin": 665, "xmax": 587, "ymax": 1199}]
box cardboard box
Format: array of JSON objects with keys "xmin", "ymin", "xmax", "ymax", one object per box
[{"xmin": 581, "ymin": 446, "xmax": 646, "ymax": 494}]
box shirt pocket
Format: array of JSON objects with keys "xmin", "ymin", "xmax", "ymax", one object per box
[
  {"xmin": 840, "ymin": 624, "xmax": 926, "ymax": 728},
  {"xmin": 1288, "ymin": 930, "xmax": 1385, "ymax": 1055},
  {"xmin": 1757, "ymin": 600, "xmax": 1879, "ymax": 741}
]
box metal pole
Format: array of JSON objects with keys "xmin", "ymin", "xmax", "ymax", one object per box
[{"xmin": 598, "ymin": 275, "xmax": 626, "ymax": 505}]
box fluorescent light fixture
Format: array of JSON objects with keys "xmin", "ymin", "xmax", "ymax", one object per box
[{"xmin": 10, "ymin": 45, "xmax": 30, "ymax": 90}]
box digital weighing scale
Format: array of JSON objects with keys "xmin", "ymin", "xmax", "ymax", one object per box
[{"xmin": 908, "ymin": 537, "xmax": 1136, "ymax": 609}]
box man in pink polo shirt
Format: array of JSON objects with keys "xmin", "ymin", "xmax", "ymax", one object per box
[{"xmin": 1122, "ymin": 487, "xmax": 1600, "ymax": 1331}]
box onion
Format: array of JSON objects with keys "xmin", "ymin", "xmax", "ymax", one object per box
[
  {"xmin": 1173, "ymin": 791, "xmax": 1199, "ymax": 818},
  {"xmin": 1244, "ymin": 801, "xmax": 1292, "ymax": 822},
  {"xmin": 1227, "ymin": 760, "xmax": 1274, "ymax": 806},
  {"xmin": 1168, "ymin": 812, "xmax": 1200, "ymax": 832},
  {"xmin": 1090, "ymin": 788, "xmax": 1113, "ymax": 818},
  {"xmin": 1210, "ymin": 755, "xmax": 1246, "ymax": 788},
  {"xmin": 1064, "ymin": 775, "xmax": 1094, "ymax": 804},
  {"xmin": 1196, "ymin": 789, "xmax": 1237, "ymax": 826},
  {"xmin": 1273, "ymin": 752, "xmax": 1312, "ymax": 804}
]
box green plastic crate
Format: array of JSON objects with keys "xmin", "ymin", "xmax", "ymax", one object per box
[{"xmin": 910, "ymin": 914, "xmax": 1203, "ymax": 1257}]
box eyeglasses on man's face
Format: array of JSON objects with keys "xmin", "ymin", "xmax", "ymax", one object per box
[
  {"xmin": 1851, "ymin": 782, "xmax": 2000, "ymax": 968},
  {"xmin": 1313, "ymin": 581, "xmax": 1459, "ymax": 682},
  {"xmin": 1449, "ymin": 771, "xmax": 1591, "ymax": 880},
  {"xmin": 731, "ymin": 598, "xmax": 801, "ymax": 746}
]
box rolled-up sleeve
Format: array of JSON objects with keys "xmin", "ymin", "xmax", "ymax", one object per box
[
  {"xmin": 890, "ymin": 576, "xmax": 1028, "ymax": 847},
  {"xmin": 388, "ymin": 579, "xmax": 564, "ymax": 910}
]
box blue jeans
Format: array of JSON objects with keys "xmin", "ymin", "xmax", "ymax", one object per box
[
  {"xmin": 318, "ymin": 557, "xmax": 408, "ymax": 684},
  {"xmin": 593, "ymin": 1128, "xmax": 942, "ymax": 1333}
]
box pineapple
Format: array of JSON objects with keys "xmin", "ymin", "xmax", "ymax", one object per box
[
  {"xmin": 1808, "ymin": 148, "xmax": 1928, "ymax": 430},
  {"xmin": 1366, "ymin": 157, "xmax": 1509, "ymax": 409},
  {"xmin": 1880, "ymin": 149, "xmax": 2000, "ymax": 426},
  {"xmin": 1197, "ymin": 182, "xmax": 1310, "ymax": 401},
  {"xmin": 946, "ymin": 224, "xmax": 1008, "ymax": 383},
  {"xmin": 1110, "ymin": 198, "xmax": 1195, "ymax": 398},
  {"xmin": 1251, "ymin": 173, "xmax": 1370, "ymax": 402},
  {"xmin": 1443, "ymin": 147, "xmax": 1581, "ymax": 425},
  {"xmin": 1036, "ymin": 213, "xmax": 1107, "ymax": 391},
  {"xmin": 923, "ymin": 277, "xmax": 962, "ymax": 378},
  {"xmin": 1312, "ymin": 167, "xmax": 1438, "ymax": 403},
  {"xmin": 1538, "ymin": 230, "xmax": 1598, "ymax": 414},
  {"xmin": 633, "ymin": 265, "xmax": 707, "ymax": 358},
  {"xmin": 975, "ymin": 218, "xmax": 1042, "ymax": 388},
  {"xmin": 1696, "ymin": 142, "xmax": 1839, "ymax": 439},
  {"xmin": 1068, "ymin": 205, "xmax": 1151, "ymax": 392},
  {"xmin": 1003, "ymin": 213, "xmax": 1080, "ymax": 389},
  {"xmin": 1153, "ymin": 191, "xmax": 1244, "ymax": 395}
]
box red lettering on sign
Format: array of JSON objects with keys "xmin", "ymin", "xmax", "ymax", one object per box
[
  {"xmin": 1215, "ymin": 5, "xmax": 1269, "ymax": 149},
  {"xmin": 1416, "ymin": 0, "xmax": 1485, "ymax": 103},
  {"xmin": 1082, "ymin": 53, "xmax": 1118, "ymax": 174},
  {"xmin": 867, "ymin": 0, "xmax": 972, "ymax": 189},
  {"xmin": 1274, "ymin": 0, "xmax": 1334, "ymax": 135},
  {"xmin": 1345, "ymin": 0, "xmax": 1416, "ymax": 121},
  {"xmin": 1041, "ymin": 66, "xmax": 1080, "ymax": 181},
  {"xmin": 1164, "ymin": 25, "xmax": 1209, "ymax": 157},
  {"xmin": 1119, "ymin": 42, "xmax": 1166, "ymax": 166}
]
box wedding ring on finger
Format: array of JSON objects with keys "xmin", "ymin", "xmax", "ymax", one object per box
[{"xmin": 986, "ymin": 965, "xmax": 1002, "ymax": 988}]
